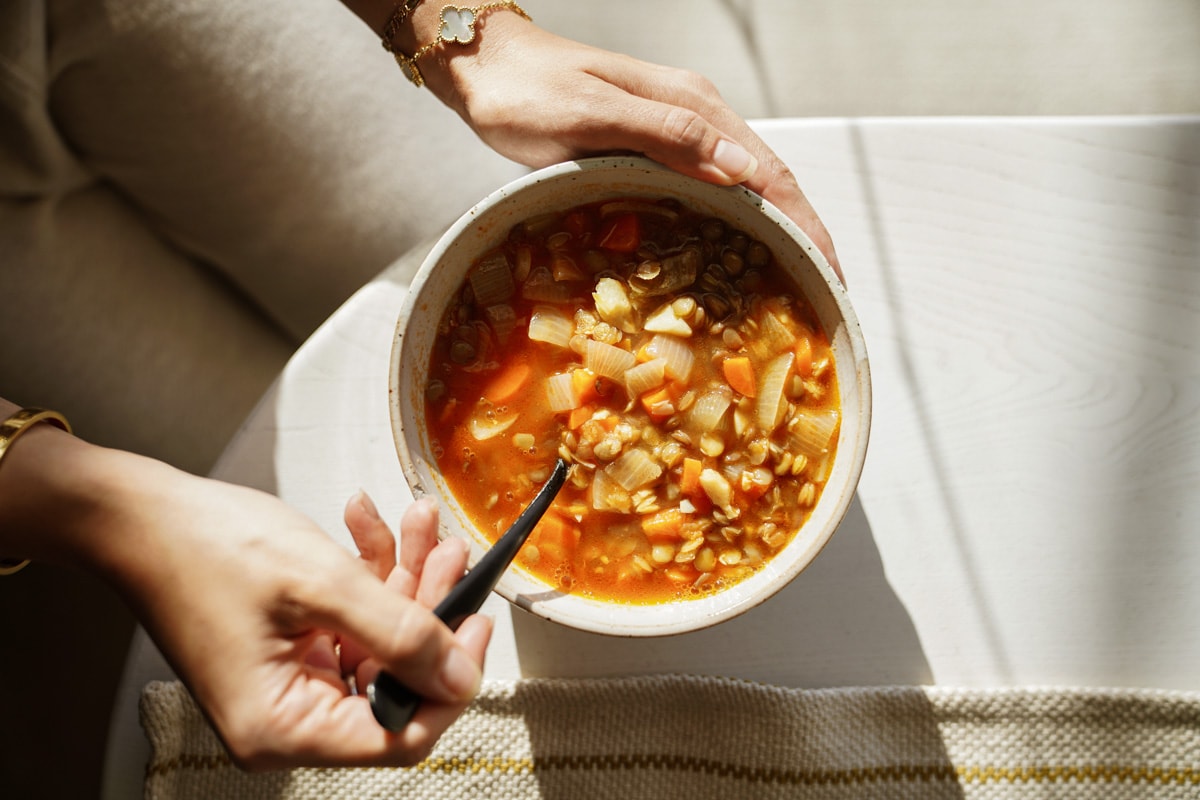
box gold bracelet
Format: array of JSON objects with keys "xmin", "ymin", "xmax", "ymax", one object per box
[
  {"xmin": 0, "ymin": 408, "xmax": 73, "ymax": 576},
  {"xmin": 380, "ymin": 0, "xmax": 424, "ymax": 53},
  {"xmin": 393, "ymin": 2, "xmax": 531, "ymax": 88}
]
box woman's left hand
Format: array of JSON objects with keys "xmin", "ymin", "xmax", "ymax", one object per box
[{"xmin": 420, "ymin": 14, "xmax": 842, "ymax": 280}]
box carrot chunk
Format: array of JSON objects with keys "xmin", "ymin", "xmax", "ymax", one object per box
[
  {"xmin": 534, "ymin": 511, "xmax": 580, "ymax": 559},
  {"xmin": 687, "ymin": 491, "xmax": 713, "ymax": 517},
  {"xmin": 483, "ymin": 361, "xmax": 531, "ymax": 404},
  {"xmin": 722, "ymin": 355, "xmax": 757, "ymax": 398},
  {"xmin": 598, "ymin": 213, "xmax": 641, "ymax": 253},
  {"xmin": 570, "ymin": 368, "xmax": 601, "ymax": 406},
  {"xmin": 642, "ymin": 508, "xmax": 688, "ymax": 541},
  {"xmin": 567, "ymin": 404, "xmax": 595, "ymax": 430},
  {"xmin": 640, "ymin": 386, "xmax": 674, "ymax": 420},
  {"xmin": 680, "ymin": 457, "xmax": 703, "ymax": 496}
]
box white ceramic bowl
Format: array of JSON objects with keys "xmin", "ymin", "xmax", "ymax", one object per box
[{"xmin": 389, "ymin": 156, "xmax": 870, "ymax": 637}]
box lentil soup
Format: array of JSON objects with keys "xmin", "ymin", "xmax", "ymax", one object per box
[{"xmin": 424, "ymin": 196, "xmax": 840, "ymax": 604}]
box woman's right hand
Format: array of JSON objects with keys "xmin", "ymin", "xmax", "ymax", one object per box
[
  {"xmin": 0, "ymin": 421, "xmax": 489, "ymax": 768},
  {"xmin": 112, "ymin": 460, "xmax": 492, "ymax": 769}
]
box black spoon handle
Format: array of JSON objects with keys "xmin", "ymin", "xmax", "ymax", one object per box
[{"xmin": 367, "ymin": 458, "xmax": 568, "ymax": 731}]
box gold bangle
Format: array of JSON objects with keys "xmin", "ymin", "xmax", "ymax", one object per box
[
  {"xmin": 380, "ymin": 0, "xmax": 424, "ymax": 53},
  {"xmin": 393, "ymin": 2, "xmax": 531, "ymax": 88},
  {"xmin": 0, "ymin": 408, "xmax": 73, "ymax": 576}
]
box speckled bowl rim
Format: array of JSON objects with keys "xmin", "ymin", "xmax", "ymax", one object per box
[{"xmin": 390, "ymin": 156, "xmax": 871, "ymax": 637}]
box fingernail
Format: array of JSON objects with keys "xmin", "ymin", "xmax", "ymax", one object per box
[
  {"xmin": 357, "ymin": 490, "xmax": 381, "ymax": 521},
  {"xmin": 440, "ymin": 646, "xmax": 482, "ymax": 701},
  {"xmin": 713, "ymin": 139, "xmax": 758, "ymax": 183}
]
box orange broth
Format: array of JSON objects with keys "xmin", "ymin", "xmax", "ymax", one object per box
[{"xmin": 424, "ymin": 197, "xmax": 840, "ymax": 603}]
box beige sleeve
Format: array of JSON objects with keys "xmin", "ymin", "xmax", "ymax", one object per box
[{"xmin": 0, "ymin": 0, "xmax": 521, "ymax": 472}]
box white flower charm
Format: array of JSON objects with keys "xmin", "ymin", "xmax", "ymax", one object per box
[
  {"xmin": 395, "ymin": 2, "xmax": 530, "ymax": 88},
  {"xmin": 439, "ymin": 6, "xmax": 479, "ymax": 45}
]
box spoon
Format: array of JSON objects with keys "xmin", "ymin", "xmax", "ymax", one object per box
[{"xmin": 367, "ymin": 457, "xmax": 569, "ymax": 731}]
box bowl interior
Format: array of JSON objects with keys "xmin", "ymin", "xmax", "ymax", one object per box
[{"xmin": 389, "ymin": 157, "xmax": 870, "ymax": 636}]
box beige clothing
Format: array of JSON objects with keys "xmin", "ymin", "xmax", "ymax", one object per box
[{"xmin": 0, "ymin": 0, "xmax": 520, "ymax": 474}]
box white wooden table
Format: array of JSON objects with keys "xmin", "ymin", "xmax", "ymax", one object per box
[{"xmin": 103, "ymin": 115, "xmax": 1200, "ymax": 796}]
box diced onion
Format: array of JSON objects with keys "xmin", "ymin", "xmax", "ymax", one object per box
[
  {"xmin": 689, "ymin": 385, "xmax": 733, "ymax": 432},
  {"xmin": 585, "ymin": 339, "xmax": 636, "ymax": 382},
  {"xmin": 755, "ymin": 352, "xmax": 795, "ymax": 433},
  {"xmin": 642, "ymin": 334, "xmax": 694, "ymax": 382},
  {"xmin": 788, "ymin": 408, "xmax": 840, "ymax": 458},
  {"xmin": 469, "ymin": 412, "xmax": 518, "ymax": 441},
  {"xmin": 589, "ymin": 469, "xmax": 612, "ymax": 511},
  {"xmin": 607, "ymin": 448, "xmax": 662, "ymax": 491},
  {"xmin": 469, "ymin": 254, "xmax": 515, "ymax": 306},
  {"xmin": 593, "ymin": 277, "xmax": 637, "ymax": 333},
  {"xmin": 551, "ymin": 254, "xmax": 586, "ymax": 282},
  {"xmin": 643, "ymin": 302, "xmax": 692, "ymax": 336},
  {"xmin": 590, "ymin": 466, "xmax": 620, "ymax": 511},
  {"xmin": 753, "ymin": 309, "xmax": 801, "ymax": 359},
  {"xmin": 698, "ymin": 468, "xmax": 733, "ymax": 512},
  {"xmin": 624, "ymin": 358, "xmax": 666, "ymax": 398},
  {"xmin": 528, "ymin": 305, "xmax": 574, "ymax": 348},
  {"xmin": 546, "ymin": 372, "xmax": 580, "ymax": 413}
]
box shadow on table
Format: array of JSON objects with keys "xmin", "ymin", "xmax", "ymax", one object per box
[
  {"xmin": 511, "ymin": 494, "xmax": 931, "ymax": 688},
  {"xmin": 510, "ymin": 495, "xmax": 960, "ymax": 798}
]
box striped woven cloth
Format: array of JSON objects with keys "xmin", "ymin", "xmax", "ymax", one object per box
[{"xmin": 140, "ymin": 676, "xmax": 1200, "ymax": 799}]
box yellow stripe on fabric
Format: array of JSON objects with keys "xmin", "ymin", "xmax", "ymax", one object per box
[
  {"xmin": 144, "ymin": 752, "xmax": 1200, "ymax": 789},
  {"xmin": 409, "ymin": 756, "xmax": 535, "ymax": 775},
  {"xmin": 532, "ymin": 756, "xmax": 959, "ymax": 786},
  {"xmin": 407, "ymin": 755, "xmax": 1200, "ymax": 789},
  {"xmin": 958, "ymin": 764, "xmax": 1200, "ymax": 786}
]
